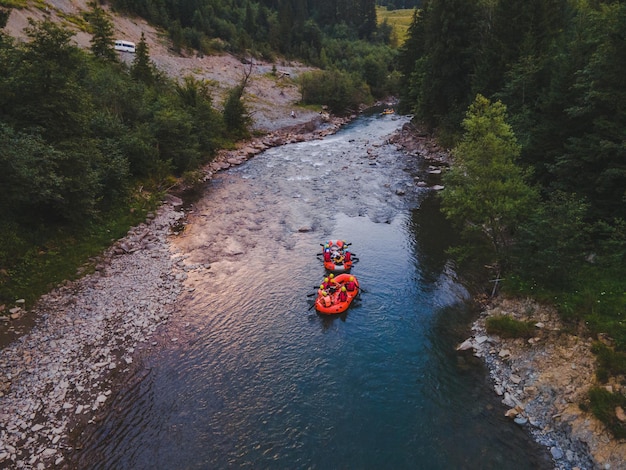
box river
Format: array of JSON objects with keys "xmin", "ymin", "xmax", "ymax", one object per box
[{"xmin": 72, "ymin": 112, "xmax": 553, "ymax": 469}]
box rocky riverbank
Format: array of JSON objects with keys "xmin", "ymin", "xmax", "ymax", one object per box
[
  {"xmin": 457, "ymin": 296, "xmax": 626, "ymax": 470},
  {"xmin": 0, "ymin": 200, "xmax": 188, "ymax": 468}
]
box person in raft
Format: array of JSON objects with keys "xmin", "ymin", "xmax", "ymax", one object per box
[
  {"xmin": 332, "ymin": 251, "xmax": 344, "ymax": 264},
  {"xmin": 338, "ymin": 286, "xmax": 348, "ymax": 302},
  {"xmin": 328, "ymin": 273, "xmax": 340, "ymax": 289},
  {"xmin": 345, "ymin": 276, "xmax": 357, "ymax": 292},
  {"xmin": 343, "ymin": 250, "xmax": 352, "ymax": 263},
  {"xmin": 323, "ymin": 248, "xmax": 331, "ymax": 263},
  {"xmin": 320, "ymin": 290, "xmax": 332, "ymax": 307}
]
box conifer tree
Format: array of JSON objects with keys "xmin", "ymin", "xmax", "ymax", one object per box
[
  {"xmin": 131, "ymin": 32, "xmax": 155, "ymax": 84},
  {"xmin": 406, "ymin": 0, "xmax": 479, "ymax": 131},
  {"xmin": 358, "ymin": 0, "xmax": 378, "ymax": 39},
  {"xmin": 87, "ymin": 2, "xmax": 117, "ymax": 61},
  {"xmin": 440, "ymin": 94, "xmax": 538, "ymax": 260}
]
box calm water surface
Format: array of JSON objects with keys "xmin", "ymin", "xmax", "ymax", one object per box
[{"xmin": 73, "ymin": 113, "xmax": 552, "ymax": 469}]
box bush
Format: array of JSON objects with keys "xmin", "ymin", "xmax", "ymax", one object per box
[
  {"xmin": 591, "ymin": 342, "xmax": 626, "ymax": 383},
  {"xmin": 588, "ymin": 387, "xmax": 626, "ymax": 439},
  {"xmin": 485, "ymin": 315, "xmax": 536, "ymax": 339},
  {"xmin": 510, "ymin": 191, "xmax": 590, "ymax": 290},
  {"xmin": 299, "ymin": 69, "xmax": 372, "ymax": 115}
]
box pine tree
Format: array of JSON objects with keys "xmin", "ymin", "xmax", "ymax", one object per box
[
  {"xmin": 87, "ymin": 2, "xmax": 117, "ymax": 61},
  {"xmin": 358, "ymin": 0, "xmax": 378, "ymax": 40},
  {"xmin": 408, "ymin": 0, "xmax": 479, "ymax": 131},
  {"xmin": 131, "ymin": 32, "xmax": 155, "ymax": 84}
]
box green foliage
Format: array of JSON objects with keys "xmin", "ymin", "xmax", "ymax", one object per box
[
  {"xmin": 222, "ymin": 83, "xmax": 251, "ymax": 140},
  {"xmin": 440, "ymin": 95, "xmax": 538, "ymax": 263},
  {"xmin": 299, "ymin": 69, "xmax": 372, "ymax": 115},
  {"xmin": 7, "ymin": 19, "xmax": 92, "ymax": 142},
  {"xmin": 595, "ymin": 218, "xmax": 626, "ymax": 268},
  {"xmin": 567, "ymin": 266, "xmax": 626, "ymax": 346},
  {"xmin": 0, "ymin": 18, "xmax": 234, "ymax": 304},
  {"xmin": 485, "ymin": 315, "xmax": 536, "ymax": 339},
  {"xmin": 505, "ymin": 214, "xmax": 626, "ymax": 349},
  {"xmin": 591, "ymin": 342, "xmax": 626, "ymax": 382},
  {"xmin": 510, "ymin": 191, "xmax": 590, "ymax": 290},
  {"xmin": 0, "ymin": 124, "xmax": 66, "ymax": 222},
  {"xmin": 0, "ymin": 193, "xmax": 160, "ymax": 306},
  {"xmin": 396, "ymin": 0, "xmax": 626, "ymax": 384},
  {"xmin": 176, "ymin": 76, "xmax": 225, "ymax": 155},
  {"xmin": 310, "ymin": 38, "xmax": 397, "ymax": 99},
  {"xmin": 131, "ymin": 32, "xmax": 156, "ymax": 84},
  {"xmin": 0, "ymin": 0, "xmax": 26, "ymax": 7},
  {"xmin": 108, "ymin": 0, "xmax": 400, "ymax": 98},
  {"xmin": 555, "ymin": 2, "xmax": 626, "ymax": 222},
  {"xmin": 376, "ymin": 5, "xmax": 414, "ymax": 45},
  {"xmin": 409, "ymin": 0, "xmax": 478, "ymax": 131},
  {"xmin": 0, "ymin": 8, "xmax": 9, "ymax": 27},
  {"xmin": 85, "ymin": 2, "xmax": 117, "ymax": 62},
  {"xmin": 587, "ymin": 387, "xmax": 626, "ymax": 439},
  {"xmin": 400, "ymin": 0, "xmax": 625, "ymax": 230}
]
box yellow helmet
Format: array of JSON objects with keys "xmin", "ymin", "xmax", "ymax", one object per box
[
  {"xmin": 329, "ymin": 273, "xmax": 335, "ymax": 279},
  {"xmin": 349, "ymin": 276, "xmax": 354, "ymax": 281},
  {"xmin": 324, "ymin": 277, "xmax": 329, "ymax": 283},
  {"xmin": 320, "ymin": 284, "xmax": 324, "ymax": 289},
  {"xmin": 341, "ymin": 286, "xmax": 346, "ymax": 292}
]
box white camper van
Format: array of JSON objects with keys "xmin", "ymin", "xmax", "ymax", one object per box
[{"xmin": 114, "ymin": 40, "xmax": 136, "ymax": 53}]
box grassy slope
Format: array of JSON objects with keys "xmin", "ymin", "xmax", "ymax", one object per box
[{"xmin": 376, "ymin": 6, "xmax": 415, "ymax": 45}]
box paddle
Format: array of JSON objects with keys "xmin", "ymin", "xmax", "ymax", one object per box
[{"xmin": 308, "ymin": 302, "xmax": 317, "ymax": 311}]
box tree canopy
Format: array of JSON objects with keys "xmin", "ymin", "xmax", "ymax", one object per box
[
  {"xmin": 402, "ymin": 0, "xmax": 626, "ymax": 230},
  {"xmin": 440, "ymin": 94, "xmax": 538, "ymax": 262}
]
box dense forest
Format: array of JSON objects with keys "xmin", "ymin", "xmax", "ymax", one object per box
[
  {"xmin": 397, "ymin": 0, "xmax": 625, "ymax": 304},
  {"xmin": 1, "ymin": 0, "xmax": 625, "ymax": 432},
  {"xmin": 376, "ymin": 0, "xmax": 421, "ymax": 9},
  {"xmin": 396, "ymin": 0, "xmax": 626, "ymax": 430}
]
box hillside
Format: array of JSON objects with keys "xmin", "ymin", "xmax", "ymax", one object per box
[
  {"xmin": 4, "ymin": 0, "xmax": 321, "ymax": 132},
  {"xmin": 376, "ymin": 5, "xmax": 414, "ymax": 45}
]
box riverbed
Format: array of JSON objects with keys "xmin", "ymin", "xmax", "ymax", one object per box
[
  {"xmin": 72, "ymin": 112, "xmax": 552, "ymax": 469},
  {"xmin": 0, "ymin": 111, "xmax": 556, "ymax": 469}
]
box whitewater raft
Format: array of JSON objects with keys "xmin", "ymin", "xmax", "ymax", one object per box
[
  {"xmin": 321, "ymin": 240, "xmax": 354, "ymax": 273},
  {"xmin": 315, "ymin": 273, "xmax": 360, "ymax": 315}
]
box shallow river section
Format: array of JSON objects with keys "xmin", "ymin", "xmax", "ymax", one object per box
[{"xmin": 74, "ymin": 113, "xmax": 552, "ymax": 469}]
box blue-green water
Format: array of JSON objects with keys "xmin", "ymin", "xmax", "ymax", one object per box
[{"xmin": 73, "ymin": 114, "xmax": 552, "ymax": 469}]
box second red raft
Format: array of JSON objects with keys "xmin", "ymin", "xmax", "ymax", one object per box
[{"xmin": 315, "ymin": 273, "xmax": 360, "ymax": 314}]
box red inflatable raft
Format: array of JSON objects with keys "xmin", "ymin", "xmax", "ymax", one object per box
[
  {"xmin": 321, "ymin": 240, "xmax": 354, "ymax": 273},
  {"xmin": 315, "ymin": 273, "xmax": 360, "ymax": 315}
]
